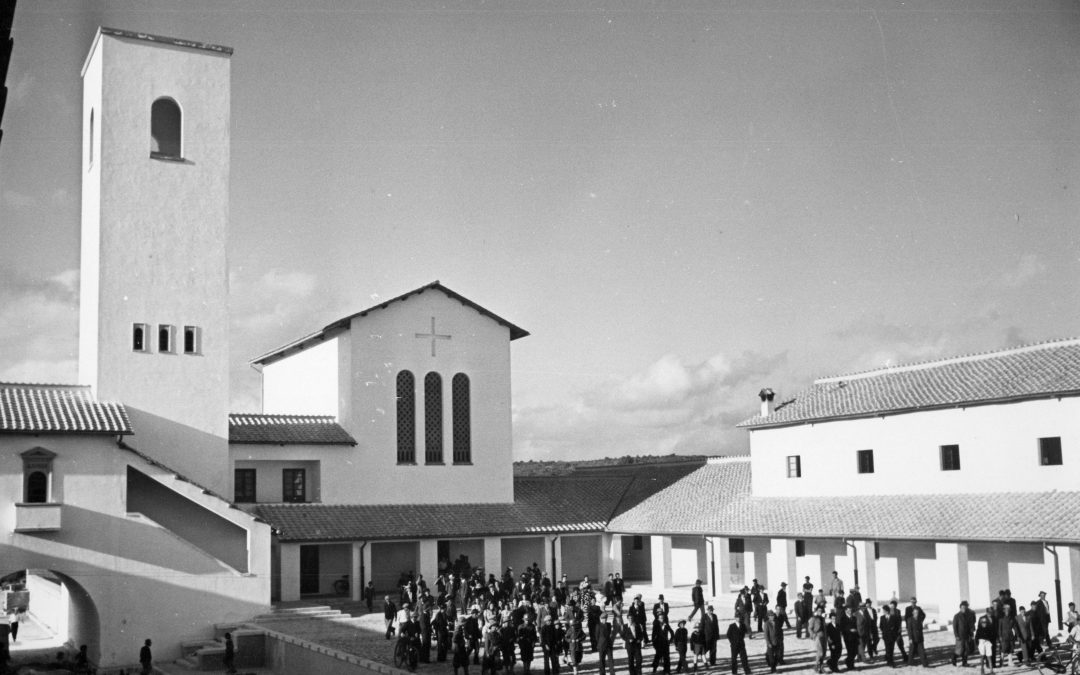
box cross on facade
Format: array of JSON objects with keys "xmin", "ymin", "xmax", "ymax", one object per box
[{"xmin": 415, "ymin": 316, "xmax": 451, "ymax": 356}]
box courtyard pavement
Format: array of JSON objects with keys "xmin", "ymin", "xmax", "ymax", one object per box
[{"xmin": 253, "ymin": 587, "xmax": 1072, "ymax": 675}]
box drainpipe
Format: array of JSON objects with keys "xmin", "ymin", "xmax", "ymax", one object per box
[
  {"xmin": 1044, "ymin": 543, "xmax": 1062, "ymax": 630},
  {"xmin": 844, "ymin": 540, "xmax": 860, "ymax": 589},
  {"xmin": 360, "ymin": 541, "xmax": 368, "ymax": 596},
  {"xmin": 550, "ymin": 535, "xmax": 560, "ymax": 580},
  {"xmin": 705, "ymin": 535, "xmax": 717, "ymax": 598}
]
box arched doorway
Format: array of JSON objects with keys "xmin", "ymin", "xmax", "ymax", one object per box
[{"xmin": 0, "ymin": 569, "xmax": 100, "ymax": 666}]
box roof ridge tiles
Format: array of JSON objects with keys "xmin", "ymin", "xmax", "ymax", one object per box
[{"xmin": 816, "ymin": 337, "xmax": 1080, "ymax": 383}]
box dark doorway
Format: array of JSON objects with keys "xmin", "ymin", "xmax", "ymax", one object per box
[{"xmin": 300, "ymin": 545, "xmax": 320, "ymax": 594}]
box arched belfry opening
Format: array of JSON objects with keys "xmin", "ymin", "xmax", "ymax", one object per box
[{"xmin": 150, "ymin": 97, "xmax": 182, "ymax": 159}]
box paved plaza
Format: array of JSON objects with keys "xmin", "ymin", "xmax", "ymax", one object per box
[{"xmin": 254, "ymin": 590, "xmax": 1069, "ymax": 675}]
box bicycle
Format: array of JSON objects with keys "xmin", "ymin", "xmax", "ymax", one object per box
[
  {"xmin": 1034, "ymin": 642, "xmax": 1079, "ymax": 675},
  {"xmin": 394, "ymin": 636, "xmax": 419, "ymax": 672}
]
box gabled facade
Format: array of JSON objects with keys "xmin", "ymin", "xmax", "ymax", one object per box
[{"xmin": 244, "ymin": 281, "xmax": 526, "ymax": 505}]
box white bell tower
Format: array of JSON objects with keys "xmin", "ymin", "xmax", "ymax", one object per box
[{"xmin": 79, "ymin": 28, "xmax": 232, "ymax": 493}]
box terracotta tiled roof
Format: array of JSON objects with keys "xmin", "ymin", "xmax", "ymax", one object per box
[
  {"xmin": 250, "ymin": 281, "xmax": 529, "ymax": 366},
  {"xmin": 738, "ymin": 339, "xmax": 1080, "ymax": 429},
  {"xmin": 0, "ymin": 383, "xmax": 131, "ymax": 434},
  {"xmin": 229, "ymin": 414, "xmax": 356, "ymax": 445},
  {"xmin": 253, "ymin": 475, "xmax": 632, "ymax": 542},
  {"xmin": 607, "ymin": 459, "xmax": 1080, "ymax": 545}
]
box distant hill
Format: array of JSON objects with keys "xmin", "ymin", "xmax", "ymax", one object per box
[{"xmin": 513, "ymin": 454, "xmax": 713, "ymax": 477}]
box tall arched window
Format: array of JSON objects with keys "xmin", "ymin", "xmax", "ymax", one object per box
[
  {"xmin": 150, "ymin": 98, "xmax": 182, "ymax": 159},
  {"xmin": 424, "ymin": 372, "xmax": 443, "ymax": 464},
  {"xmin": 396, "ymin": 371, "xmax": 415, "ymax": 464},
  {"xmin": 452, "ymin": 373, "xmax": 471, "ymax": 464}
]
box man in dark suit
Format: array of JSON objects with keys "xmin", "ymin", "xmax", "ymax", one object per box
[
  {"xmin": 905, "ymin": 598, "xmax": 928, "ymax": 668},
  {"xmin": 855, "ymin": 603, "xmax": 872, "ymax": 664},
  {"xmin": 776, "ymin": 583, "xmax": 791, "ymax": 629},
  {"xmin": 689, "ymin": 580, "xmax": 705, "ymax": 622},
  {"xmin": 623, "ymin": 620, "xmax": 643, "ymax": 675},
  {"xmin": 888, "ymin": 600, "xmax": 909, "ymax": 663},
  {"xmin": 651, "ymin": 616, "xmax": 675, "ymax": 674},
  {"xmin": 654, "ymin": 594, "xmax": 671, "ymax": 623},
  {"xmin": 839, "ymin": 607, "xmax": 858, "ymax": 670},
  {"xmin": 613, "ymin": 573, "xmax": 625, "ymax": 604},
  {"xmin": 726, "ymin": 618, "xmax": 751, "ymax": 675},
  {"xmin": 764, "ymin": 610, "xmax": 781, "ymax": 673},
  {"xmin": 539, "ymin": 616, "xmax": 561, "ymax": 675},
  {"xmin": 703, "ymin": 605, "xmax": 720, "ymax": 666},
  {"xmin": 596, "ymin": 614, "xmax": 615, "ymax": 675},
  {"xmin": 826, "ymin": 613, "xmax": 843, "ymax": 673},
  {"xmin": 952, "ymin": 601, "xmax": 973, "ymax": 667},
  {"xmin": 629, "ymin": 595, "xmax": 649, "ymax": 645},
  {"xmin": 385, "ymin": 596, "xmax": 399, "ymax": 639}
]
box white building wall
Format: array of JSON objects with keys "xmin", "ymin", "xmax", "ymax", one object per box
[
  {"xmin": 749, "ymin": 397, "xmax": 1079, "ymax": 497},
  {"xmin": 1, "ymin": 433, "xmax": 270, "ymax": 669},
  {"xmin": 80, "ymin": 29, "xmax": 232, "ymax": 494},
  {"xmin": 262, "ymin": 338, "xmax": 338, "ymax": 415},
  {"xmin": 260, "ymin": 289, "xmax": 516, "ymax": 505}
]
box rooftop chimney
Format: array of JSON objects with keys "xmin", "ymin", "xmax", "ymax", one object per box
[{"xmin": 758, "ymin": 388, "xmax": 776, "ymax": 417}]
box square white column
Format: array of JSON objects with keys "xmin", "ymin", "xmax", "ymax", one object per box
[
  {"xmin": 853, "ymin": 540, "xmax": 879, "ymax": 603},
  {"xmin": 484, "ymin": 537, "xmax": 502, "ymax": 577},
  {"xmin": 934, "ymin": 542, "xmax": 970, "ymax": 623},
  {"xmin": 602, "ymin": 533, "xmax": 622, "ymax": 578},
  {"xmin": 651, "ymin": 535, "xmax": 673, "ymax": 588},
  {"xmin": 767, "ymin": 538, "xmax": 798, "ymax": 598},
  {"xmin": 420, "ymin": 539, "xmax": 439, "ymax": 581},
  {"xmin": 280, "ymin": 543, "xmax": 301, "ymax": 602}
]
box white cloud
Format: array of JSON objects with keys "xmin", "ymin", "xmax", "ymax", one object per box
[
  {"xmin": 0, "ymin": 269, "xmax": 80, "ymax": 384},
  {"xmin": 513, "ymin": 350, "xmax": 784, "ymax": 461},
  {"xmin": 230, "ymin": 268, "xmax": 319, "ymax": 334}
]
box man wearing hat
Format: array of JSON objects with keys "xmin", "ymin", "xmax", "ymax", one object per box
[
  {"xmin": 673, "ymin": 620, "xmax": 689, "ymax": 673},
  {"xmin": 764, "ymin": 609, "xmax": 781, "ymax": 673},
  {"xmin": 629, "ymin": 594, "xmax": 649, "ymax": 645},
  {"xmin": 653, "ymin": 594, "xmax": 671, "ymax": 623},
  {"xmin": 776, "ymin": 582, "xmax": 791, "ymax": 629},
  {"xmin": 726, "ymin": 617, "xmax": 751, "ymax": 675},
  {"xmin": 688, "ymin": 579, "xmax": 705, "ymax": 622}
]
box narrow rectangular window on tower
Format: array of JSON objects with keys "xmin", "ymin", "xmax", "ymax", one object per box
[
  {"xmin": 856, "ymin": 449, "xmax": 875, "ymax": 474},
  {"xmin": 132, "ymin": 323, "xmax": 149, "ymax": 352},
  {"xmin": 183, "ymin": 326, "xmax": 201, "ymax": 354},
  {"xmin": 940, "ymin": 444, "xmax": 961, "ymax": 471},
  {"xmin": 158, "ymin": 324, "xmax": 175, "ymax": 353}
]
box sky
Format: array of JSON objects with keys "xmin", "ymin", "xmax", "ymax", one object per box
[{"xmin": 1, "ymin": 1, "xmax": 1078, "ymax": 461}]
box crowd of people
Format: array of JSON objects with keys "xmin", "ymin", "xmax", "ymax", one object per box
[{"xmin": 379, "ymin": 566, "xmax": 1079, "ymax": 675}]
